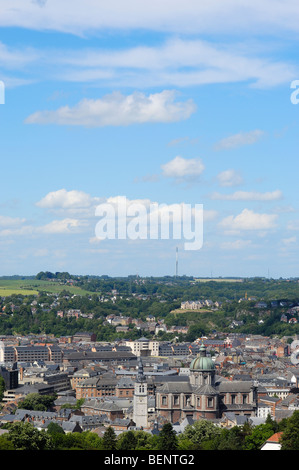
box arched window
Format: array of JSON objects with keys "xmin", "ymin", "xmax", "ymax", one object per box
[{"xmin": 207, "ymin": 397, "xmax": 214, "ymax": 408}]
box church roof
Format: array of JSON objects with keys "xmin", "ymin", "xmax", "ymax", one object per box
[
  {"xmin": 158, "ymin": 381, "xmax": 193, "ymax": 394},
  {"xmin": 194, "ymin": 384, "xmax": 219, "ymax": 396},
  {"xmin": 217, "ymin": 380, "xmax": 255, "ymax": 393}
]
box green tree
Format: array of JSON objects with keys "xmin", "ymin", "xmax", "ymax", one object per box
[
  {"xmin": 18, "ymin": 393, "xmax": 56, "ymax": 411},
  {"xmin": 156, "ymin": 423, "xmax": 178, "ymax": 451},
  {"xmin": 133, "ymin": 430, "xmax": 154, "ymax": 450},
  {"xmin": 244, "ymin": 423, "xmax": 276, "ymax": 450},
  {"xmin": 0, "ymin": 376, "xmax": 6, "ymax": 402},
  {"xmin": 6, "ymin": 422, "xmax": 54, "ymax": 450},
  {"xmin": 182, "ymin": 419, "xmax": 221, "ymax": 449},
  {"xmin": 280, "ymin": 410, "xmax": 299, "ymax": 450},
  {"xmin": 102, "ymin": 426, "xmax": 118, "ymax": 450},
  {"xmin": 207, "ymin": 427, "xmax": 245, "ymax": 450},
  {"xmin": 0, "ymin": 433, "xmax": 15, "ymax": 450},
  {"xmin": 118, "ymin": 430, "xmax": 137, "ymax": 450},
  {"xmin": 47, "ymin": 422, "xmax": 65, "ymax": 435}
]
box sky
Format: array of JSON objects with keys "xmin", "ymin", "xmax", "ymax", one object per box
[{"xmin": 0, "ymin": 0, "xmax": 299, "ymax": 278}]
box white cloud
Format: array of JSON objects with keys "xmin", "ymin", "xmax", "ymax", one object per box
[
  {"xmin": 36, "ymin": 189, "xmax": 100, "ymax": 209},
  {"xmin": 214, "ymin": 130, "xmax": 265, "ymax": 150},
  {"xmin": 38, "ymin": 218, "xmax": 87, "ymax": 234},
  {"xmin": 0, "ymin": 41, "xmax": 40, "ymax": 69},
  {"xmin": 219, "ymin": 208, "xmax": 278, "ymax": 231},
  {"xmin": 0, "ymin": 215, "xmax": 26, "ymax": 227},
  {"xmin": 2, "ymin": 1, "xmax": 299, "ymax": 36},
  {"xmin": 0, "ymin": 34, "xmax": 296, "ymax": 90},
  {"xmin": 161, "ymin": 156, "xmax": 205, "ymax": 181},
  {"xmin": 211, "ymin": 190, "xmax": 283, "ymax": 201},
  {"xmin": 0, "ymin": 217, "xmax": 87, "ymax": 237},
  {"xmin": 217, "ymin": 169, "xmax": 243, "ymax": 187},
  {"xmin": 25, "ymin": 90, "xmax": 196, "ymax": 127},
  {"xmin": 56, "ymin": 38, "xmax": 296, "ymax": 89}
]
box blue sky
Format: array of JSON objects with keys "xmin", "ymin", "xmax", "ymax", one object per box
[{"xmin": 0, "ymin": 0, "xmax": 299, "ymax": 278}]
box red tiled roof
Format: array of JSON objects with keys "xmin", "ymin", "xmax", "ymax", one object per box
[{"xmin": 267, "ymin": 432, "xmax": 283, "ymax": 443}]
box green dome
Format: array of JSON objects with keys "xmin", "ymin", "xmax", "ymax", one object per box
[{"xmin": 190, "ymin": 344, "xmax": 215, "ymax": 371}]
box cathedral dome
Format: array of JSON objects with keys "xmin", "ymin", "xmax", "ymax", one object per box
[{"xmin": 190, "ymin": 344, "xmax": 215, "ymax": 371}]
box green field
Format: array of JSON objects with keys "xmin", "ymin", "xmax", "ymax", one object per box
[
  {"xmin": 0, "ymin": 279, "xmax": 94, "ymax": 297},
  {"xmin": 194, "ymin": 278, "xmax": 243, "ymax": 283}
]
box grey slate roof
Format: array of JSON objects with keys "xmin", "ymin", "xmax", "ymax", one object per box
[
  {"xmin": 195, "ymin": 384, "xmax": 219, "ymax": 396},
  {"xmin": 157, "ymin": 381, "xmax": 193, "ymax": 394},
  {"xmin": 217, "ymin": 380, "xmax": 255, "ymax": 393}
]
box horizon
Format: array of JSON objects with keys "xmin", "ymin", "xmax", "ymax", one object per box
[{"xmin": 0, "ymin": 272, "xmax": 298, "ymax": 281}]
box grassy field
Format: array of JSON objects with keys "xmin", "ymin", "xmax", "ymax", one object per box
[
  {"xmin": 0, "ymin": 279, "xmax": 94, "ymax": 297},
  {"xmin": 170, "ymin": 308, "xmax": 212, "ymax": 316},
  {"xmin": 194, "ymin": 278, "xmax": 243, "ymax": 283}
]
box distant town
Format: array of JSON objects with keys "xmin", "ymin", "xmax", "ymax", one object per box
[{"xmin": 0, "ymin": 272, "xmax": 299, "ymax": 450}]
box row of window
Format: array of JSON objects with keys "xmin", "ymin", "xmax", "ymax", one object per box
[{"xmin": 160, "ymin": 394, "xmax": 249, "ymax": 407}]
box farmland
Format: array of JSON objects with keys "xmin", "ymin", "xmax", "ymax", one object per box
[{"xmin": 0, "ymin": 278, "xmax": 94, "ymax": 297}]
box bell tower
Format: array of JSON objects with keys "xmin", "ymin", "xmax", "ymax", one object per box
[{"xmin": 133, "ymin": 357, "xmax": 148, "ymax": 429}]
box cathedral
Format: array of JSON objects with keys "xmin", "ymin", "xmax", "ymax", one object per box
[{"xmin": 154, "ymin": 343, "xmax": 258, "ymax": 423}]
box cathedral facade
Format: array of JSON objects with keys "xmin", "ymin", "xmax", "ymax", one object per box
[{"xmin": 154, "ymin": 344, "xmax": 258, "ymax": 423}]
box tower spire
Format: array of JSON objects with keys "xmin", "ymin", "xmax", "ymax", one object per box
[{"xmin": 137, "ymin": 356, "xmax": 146, "ymax": 382}]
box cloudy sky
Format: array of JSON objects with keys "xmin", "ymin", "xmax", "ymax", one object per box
[{"xmin": 0, "ymin": 0, "xmax": 299, "ymax": 278}]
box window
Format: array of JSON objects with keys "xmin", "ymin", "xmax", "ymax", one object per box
[
  {"xmin": 162, "ymin": 396, "xmax": 167, "ymax": 406},
  {"xmin": 220, "ymin": 394, "xmax": 225, "ymax": 404},
  {"xmin": 243, "ymin": 394, "xmax": 247, "ymax": 404},
  {"xmin": 208, "ymin": 397, "xmax": 213, "ymax": 408},
  {"xmin": 174, "ymin": 395, "xmax": 179, "ymax": 406},
  {"xmin": 185, "ymin": 395, "xmax": 191, "ymax": 406}
]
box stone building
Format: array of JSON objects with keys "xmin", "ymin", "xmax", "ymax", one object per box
[
  {"xmin": 155, "ymin": 343, "xmax": 257, "ymax": 423},
  {"xmin": 133, "ymin": 357, "xmax": 148, "ymax": 429}
]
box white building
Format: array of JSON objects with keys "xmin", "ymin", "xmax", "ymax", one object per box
[{"xmin": 126, "ymin": 337, "xmax": 159, "ymax": 357}]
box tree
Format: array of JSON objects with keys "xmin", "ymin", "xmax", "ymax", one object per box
[
  {"xmin": 0, "ymin": 433, "xmax": 15, "ymax": 450},
  {"xmin": 118, "ymin": 430, "xmax": 137, "ymax": 450},
  {"xmin": 156, "ymin": 423, "xmax": 178, "ymax": 451},
  {"xmin": 280, "ymin": 410, "xmax": 299, "ymax": 450},
  {"xmin": 18, "ymin": 393, "xmax": 56, "ymax": 411},
  {"xmin": 208, "ymin": 427, "xmax": 245, "ymax": 450},
  {"xmin": 181, "ymin": 419, "xmax": 221, "ymax": 449},
  {"xmin": 47, "ymin": 422, "xmax": 65, "ymax": 436},
  {"xmin": 102, "ymin": 426, "xmax": 118, "ymax": 450},
  {"xmin": 0, "ymin": 376, "xmax": 5, "ymax": 402},
  {"xmin": 6, "ymin": 422, "xmax": 54, "ymax": 450},
  {"xmin": 133, "ymin": 430, "xmax": 154, "ymax": 450},
  {"xmin": 244, "ymin": 423, "xmax": 275, "ymax": 450}
]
